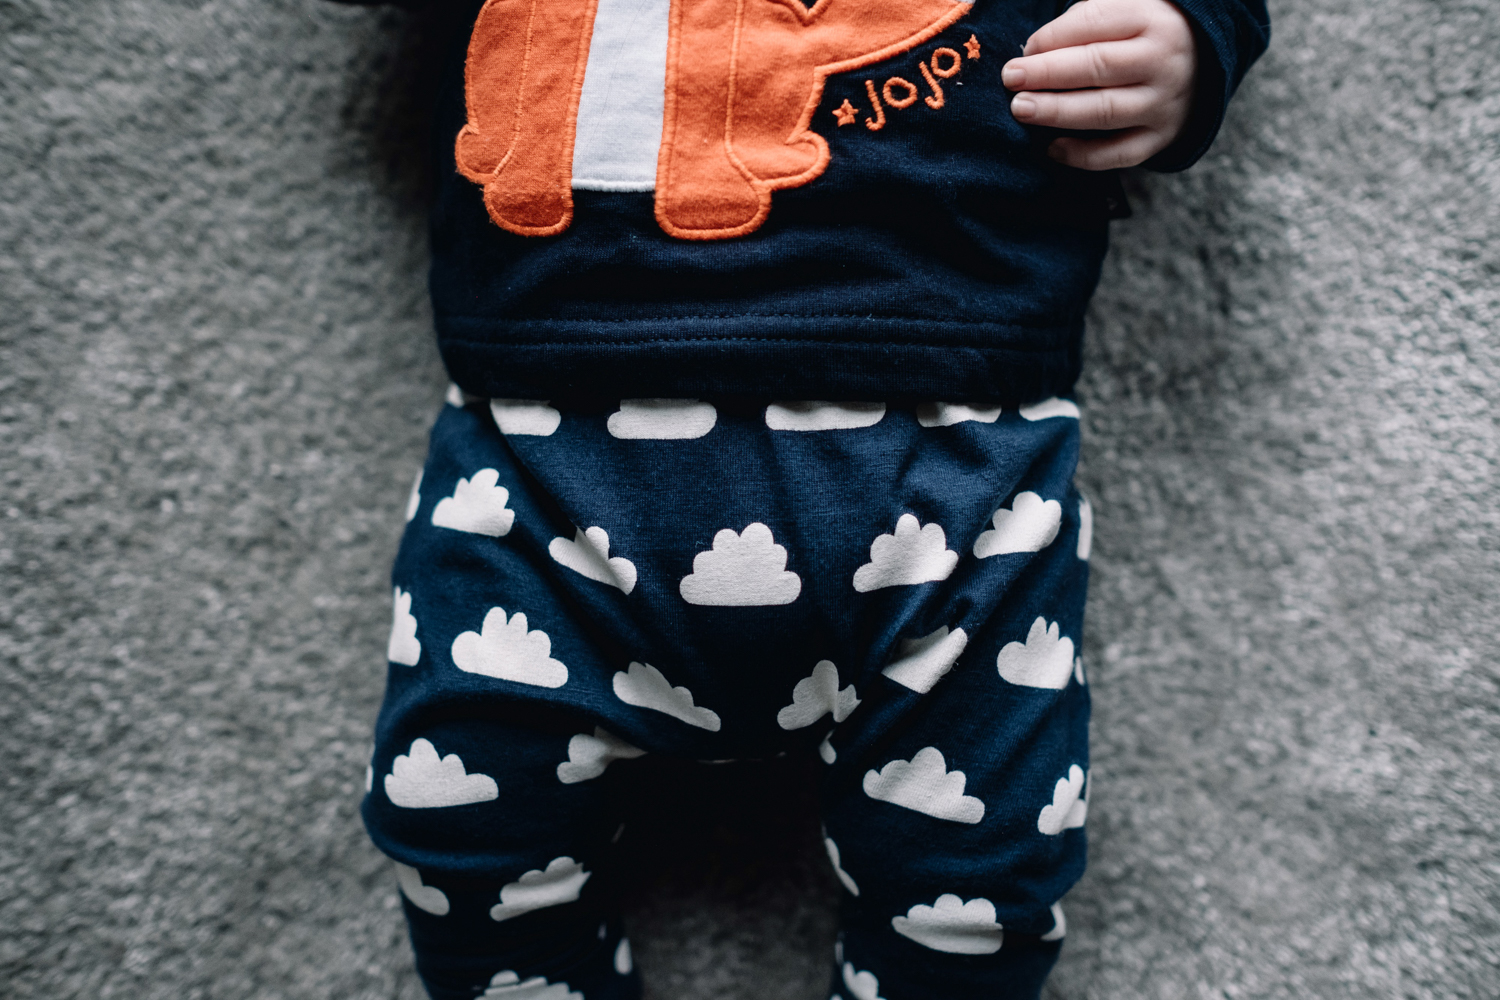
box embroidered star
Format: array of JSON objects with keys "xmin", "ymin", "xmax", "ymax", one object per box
[
  {"xmin": 832, "ymin": 99, "xmax": 859, "ymax": 127},
  {"xmin": 964, "ymin": 34, "xmax": 982, "ymax": 60}
]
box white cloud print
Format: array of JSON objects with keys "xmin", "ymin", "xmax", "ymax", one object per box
[
  {"xmin": 996, "ymin": 617, "xmax": 1075, "ymax": 690},
  {"xmin": 607, "ymin": 399, "xmax": 717, "ymax": 439},
  {"xmin": 613, "ymin": 662, "xmax": 721, "ymax": 731},
  {"xmin": 1036, "ymin": 764, "xmax": 1088, "ymax": 835},
  {"xmin": 777, "ymin": 660, "xmax": 859, "ymax": 730},
  {"xmin": 490, "ymin": 399, "xmax": 561, "ymax": 436},
  {"xmin": 490, "ymin": 857, "xmax": 592, "ymax": 922},
  {"xmin": 556, "ymin": 727, "xmax": 646, "ymax": 784},
  {"xmin": 915, "ymin": 403, "xmax": 1001, "ymax": 428},
  {"xmin": 765, "ymin": 401, "xmax": 885, "ymax": 431},
  {"xmin": 852, "ymin": 514, "xmax": 958, "ymax": 592},
  {"xmin": 549, "ymin": 526, "xmax": 637, "ymax": 594},
  {"xmin": 679, "ymin": 523, "xmax": 801, "ymax": 606},
  {"xmin": 842, "ymin": 962, "xmax": 886, "ymax": 1000},
  {"xmin": 481, "ymin": 971, "xmax": 583, "ymax": 1000},
  {"xmin": 405, "ymin": 469, "xmax": 422, "ymax": 522},
  {"xmin": 973, "ymin": 491, "xmax": 1062, "ymax": 558},
  {"xmin": 388, "ymin": 587, "xmax": 421, "ymax": 666},
  {"xmin": 881, "ymin": 625, "xmax": 968, "ymax": 694},
  {"xmin": 384, "ymin": 738, "xmax": 499, "ymax": 809},
  {"xmin": 431, "ymin": 468, "xmax": 515, "ymax": 537},
  {"xmin": 1042, "ymin": 902, "xmax": 1067, "ymax": 942},
  {"xmin": 824, "ymin": 833, "xmax": 860, "ymax": 896},
  {"xmin": 892, "ymin": 894, "xmax": 1003, "ymax": 954},
  {"xmin": 395, "ymin": 862, "xmax": 450, "ymax": 915},
  {"xmin": 862, "ymin": 746, "xmax": 984, "ymax": 824},
  {"xmin": 1019, "ymin": 397, "xmax": 1080, "ymax": 421},
  {"xmin": 1077, "ymin": 495, "xmax": 1093, "ymax": 561},
  {"xmin": 451, "ymin": 608, "xmax": 569, "ymax": 688}
]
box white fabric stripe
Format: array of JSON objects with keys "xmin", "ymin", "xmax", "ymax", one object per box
[{"xmin": 571, "ymin": 0, "xmax": 671, "ymax": 193}]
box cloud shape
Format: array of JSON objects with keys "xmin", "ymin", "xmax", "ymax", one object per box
[
  {"xmin": 1019, "ymin": 397, "xmax": 1080, "ymax": 422},
  {"xmin": 765, "ymin": 401, "xmax": 886, "ymax": 431},
  {"xmin": 556, "ymin": 727, "xmax": 646, "ymax": 784},
  {"xmin": 1041, "ymin": 902, "xmax": 1067, "ymax": 942},
  {"xmin": 614, "ymin": 938, "xmax": 633, "ymax": 975},
  {"xmin": 679, "ymin": 522, "xmax": 801, "ymax": 606},
  {"xmin": 607, "ymin": 399, "xmax": 717, "ymax": 439},
  {"xmin": 777, "ymin": 660, "xmax": 859, "ymax": 730},
  {"xmin": 862, "ymin": 746, "xmax": 984, "ymax": 824},
  {"xmin": 1036, "ymin": 764, "xmax": 1088, "ymax": 835},
  {"xmin": 1074, "ymin": 657, "xmax": 1086, "ymax": 686},
  {"xmin": 395, "ymin": 862, "xmax": 450, "ymax": 915},
  {"xmin": 388, "ymin": 587, "xmax": 421, "ymax": 666},
  {"xmin": 384, "ymin": 738, "xmax": 499, "ymax": 809},
  {"xmin": 818, "ymin": 736, "xmax": 837, "ymax": 764},
  {"xmin": 915, "ymin": 403, "xmax": 1002, "ymax": 428},
  {"xmin": 431, "ymin": 468, "xmax": 515, "ymax": 537},
  {"xmin": 881, "ymin": 625, "xmax": 968, "ymax": 694},
  {"xmin": 852, "ymin": 514, "xmax": 958, "ymax": 592},
  {"xmin": 446, "ymin": 383, "xmax": 467, "ymax": 407},
  {"xmin": 490, "ymin": 857, "xmax": 592, "ymax": 923},
  {"xmin": 481, "ymin": 971, "xmax": 583, "ymax": 1000},
  {"xmin": 613, "ymin": 662, "xmax": 721, "ymax": 731},
  {"xmin": 996, "ymin": 617, "xmax": 1075, "ymax": 690},
  {"xmin": 490, "ymin": 399, "xmax": 562, "ymax": 436},
  {"xmin": 548, "ymin": 526, "xmax": 637, "ymax": 594},
  {"xmin": 452, "ymin": 608, "xmax": 569, "ymax": 688},
  {"xmin": 1077, "ymin": 495, "xmax": 1093, "ymax": 560},
  {"xmin": 823, "ymin": 833, "xmax": 860, "ymax": 896},
  {"xmin": 405, "ymin": 469, "xmax": 422, "ymax": 522},
  {"xmin": 973, "ymin": 491, "xmax": 1063, "ymax": 558},
  {"xmin": 892, "ymin": 894, "xmax": 1003, "ymax": 954},
  {"xmin": 842, "ymin": 962, "xmax": 886, "ymax": 1000}
]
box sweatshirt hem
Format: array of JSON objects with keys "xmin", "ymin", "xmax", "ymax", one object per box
[{"xmin": 435, "ymin": 315, "xmax": 1084, "ymax": 405}]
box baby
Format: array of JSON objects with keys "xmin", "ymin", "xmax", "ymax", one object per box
[{"xmin": 346, "ymin": 0, "xmax": 1269, "ymax": 996}]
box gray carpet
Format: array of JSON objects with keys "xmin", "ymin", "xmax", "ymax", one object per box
[{"xmin": 1, "ymin": 1, "xmax": 1496, "ymax": 997}]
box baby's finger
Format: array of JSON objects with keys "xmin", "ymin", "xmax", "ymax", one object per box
[
  {"xmin": 1010, "ymin": 85, "xmax": 1160, "ymax": 132},
  {"xmin": 1024, "ymin": 0, "xmax": 1149, "ymax": 55},
  {"xmin": 1047, "ymin": 128, "xmax": 1168, "ymax": 170},
  {"xmin": 1002, "ymin": 37, "xmax": 1161, "ymax": 92}
]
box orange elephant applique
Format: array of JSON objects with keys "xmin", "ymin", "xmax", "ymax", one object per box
[{"xmin": 456, "ymin": 0, "xmax": 973, "ymax": 241}]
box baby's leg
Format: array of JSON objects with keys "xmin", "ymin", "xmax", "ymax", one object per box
[
  {"xmin": 363, "ymin": 398, "xmax": 649, "ymax": 1000},
  {"xmin": 818, "ymin": 422, "xmax": 1091, "ymax": 1000},
  {"xmin": 364, "ymin": 711, "xmax": 642, "ymax": 1000}
]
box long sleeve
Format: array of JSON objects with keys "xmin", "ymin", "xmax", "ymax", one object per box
[{"xmin": 1146, "ymin": 0, "xmax": 1271, "ymax": 171}]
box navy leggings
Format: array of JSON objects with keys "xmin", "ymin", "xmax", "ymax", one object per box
[{"xmin": 363, "ymin": 393, "xmax": 1092, "ymax": 1000}]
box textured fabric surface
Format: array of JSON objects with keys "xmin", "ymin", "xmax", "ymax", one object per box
[
  {"xmin": 0, "ymin": 2, "xmax": 1496, "ymax": 1000},
  {"xmin": 366, "ymin": 396, "xmax": 1088, "ymax": 998}
]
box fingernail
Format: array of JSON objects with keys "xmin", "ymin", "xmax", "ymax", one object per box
[
  {"xmin": 1002, "ymin": 62, "xmax": 1025, "ymax": 88},
  {"xmin": 1011, "ymin": 96, "xmax": 1036, "ymax": 119}
]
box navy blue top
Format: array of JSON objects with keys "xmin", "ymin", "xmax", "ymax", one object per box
[{"xmin": 338, "ymin": 0, "xmax": 1268, "ymax": 403}]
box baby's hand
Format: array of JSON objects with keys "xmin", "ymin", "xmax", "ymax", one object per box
[{"xmin": 1002, "ymin": 0, "xmax": 1198, "ymax": 170}]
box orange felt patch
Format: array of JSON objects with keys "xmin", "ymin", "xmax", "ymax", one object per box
[
  {"xmin": 457, "ymin": 0, "xmax": 972, "ymax": 240},
  {"xmin": 655, "ymin": 0, "xmax": 972, "ymax": 240},
  {"xmin": 456, "ymin": 0, "xmax": 601, "ymax": 237}
]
